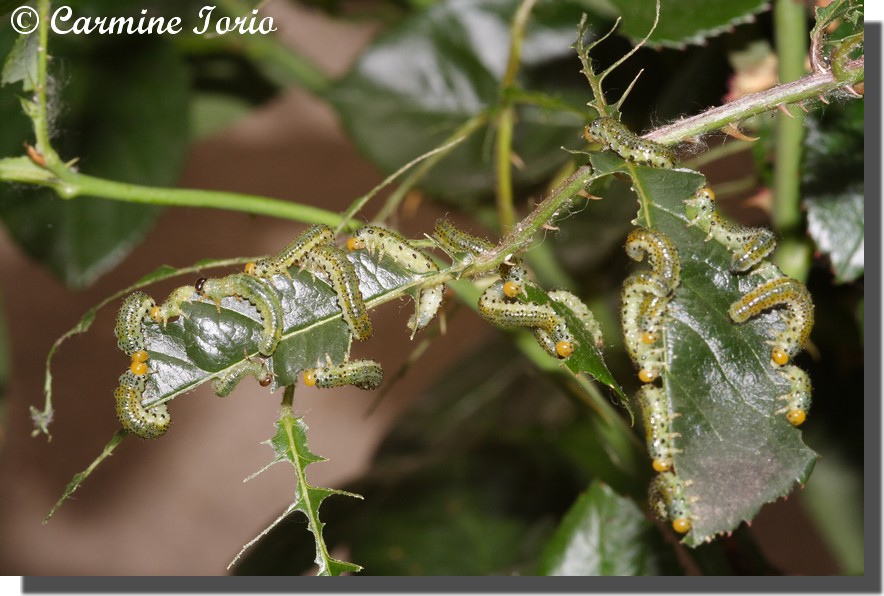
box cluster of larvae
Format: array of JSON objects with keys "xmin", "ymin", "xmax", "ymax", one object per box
[
  {"xmin": 619, "ymin": 226, "xmax": 693, "ymax": 536},
  {"xmin": 432, "ymin": 219, "xmax": 604, "ymax": 361},
  {"xmin": 685, "ymin": 186, "xmax": 814, "ymax": 427}
]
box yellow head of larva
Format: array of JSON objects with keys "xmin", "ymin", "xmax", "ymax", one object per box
[
  {"xmin": 641, "ymin": 331, "xmax": 659, "ymax": 345},
  {"xmin": 638, "ymin": 368, "xmax": 658, "ymax": 383},
  {"xmin": 652, "ymin": 459, "xmax": 672, "ymax": 473},
  {"xmin": 672, "ymin": 518, "xmax": 692, "ymax": 534},
  {"xmin": 555, "ymin": 340, "xmax": 574, "ymax": 358},
  {"xmin": 786, "ymin": 409, "xmax": 806, "ymax": 427},
  {"xmin": 346, "ymin": 237, "xmax": 365, "ymax": 252},
  {"xmin": 244, "ymin": 262, "xmax": 256, "ymax": 275},
  {"xmin": 502, "ymin": 281, "xmax": 521, "ymax": 298},
  {"xmin": 771, "ymin": 347, "xmax": 790, "ymax": 366},
  {"xmin": 131, "ymin": 350, "xmax": 149, "ymax": 363},
  {"xmin": 303, "ymin": 369, "xmax": 318, "ymax": 387},
  {"xmin": 130, "ymin": 361, "xmax": 149, "ymax": 376}
]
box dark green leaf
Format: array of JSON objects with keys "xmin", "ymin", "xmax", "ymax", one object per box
[
  {"xmin": 1, "ymin": 32, "xmax": 38, "ymax": 90},
  {"xmin": 592, "ymin": 152, "xmax": 818, "ymax": 546},
  {"xmin": 805, "ymin": 187, "xmax": 863, "ymax": 283},
  {"xmin": 802, "ymin": 102, "xmax": 864, "ymax": 283},
  {"xmin": 247, "ymin": 412, "xmax": 362, "ymax": 576},
  {"xmin": 328, "ymin": 0, "xmax": 590, "ymax": 202},
  {"xmin": 525, "ymin": 284, "xmax": 624, "ymax": 402},
  {"xmin": 0, "ymin": 1, "xmax": 21, "ymax": 16},
  {"xmin": 0, "ymin": 37, "xmax": 190, "ymax": 286},
  {"xmin": 141, "ymin": 251, "xmax": 415, "ymax": 404},
  {"xmin": 600, "ymin": 0, "xmax": 770, "ymax": 48},
  {"xmin": 538, "ymin": 481, "xmax": 668, "ymax": 576}
]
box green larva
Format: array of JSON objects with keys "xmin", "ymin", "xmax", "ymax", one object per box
[
  {"xmin": 303, "ymin": 359, "xmax": 384, "ymax": 391},
  {"xmin": 479, "ymin": 282, "xmax": 574, "ymax": 359},
  {"xmin": 728, "ymin": 276, "xmax": 814, "ymax": 366},
  {"xmin": 350, "ymin": 225, "xmax": 438, "ymax": 274},
  {"xmin": 115, "ymin": 291, "xmax": 156, "ymax": 357},
  {"xmin": 547, "ymin": 290, "xmax": 604, "ymax": 350},
  {"xmin": 301, "ymin": 244, "xmax": 373, "ymax": 341},
  {"xmin": 211, "ymin": 359, "xmax": 274, "ymax": 398},
  {"xmin": 621, "ymin": 272, "xmax": 670, "ymax": 383},
  {"xmin": 626, "ymin": 227, "xmax": 681, "ymax": 291},
  {"xmin": 638, "ymin": 385, "xmax": 680, "ymax": 473},
  {"xmin": 150, "ymin": 285, "xmax": 197, "ymax": 325},
  {"xmin": 648, "ymin": 471, "xmax": 693, "ymax": 534},
  {"xmin": 433, "ymin": 219, "xmax": 494, "ymax": 260},
  {"xmin": 197, "ymin": 273, "xmax": 284, "ymax": 356},
  {"xmin": 776, "ymin": 365, "xmax": 812, "ymax": 427},
  {"xmin": 350, "ymin": 224, "xmax": 442, "ymax": 335},
  {"xmin": 245, "ymin": 224, "xmax": 335, "ymax": 278},
  {"xmin": 583, "ymin": 117, "xmax": 677, "ymax": 169},
  {"xmin": 684, "ymin": 186, "xmax": 776, "ymax": 273},
  {"xmin": 115, "ymin": 371, "xmax": 171, "ymax": 439}
]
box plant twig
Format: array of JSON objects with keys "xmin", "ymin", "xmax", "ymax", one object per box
[{"xmin": 643, "ymin": 64, "xmax": 863, "ymax": 146}]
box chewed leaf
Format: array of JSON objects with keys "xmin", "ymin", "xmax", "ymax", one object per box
[
  {"xmin": 592, "ymin": 152, "xmax": 818, "ymax": 545},
  {"xmin": 525, "ymin": 285, "xmax": 625, "ymax": 405},
  {"xmin": 140, "ymin": 251, "xmax": 415, "ymax": 405},
  {"xmin": 601, "ymin": 0, "xmax": 770, "ymax": 48},
  {"xmin": 230, "ymin": 408, "xmax": 362, "ymax": 576}
]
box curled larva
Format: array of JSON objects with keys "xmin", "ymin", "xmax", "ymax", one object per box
[
  {"xmin": 638, "ymin": 292, "xmax": 669, "ymax": 345},
  {"xmin": 212, "ymin": 359, "xmax": 274, "ymax": 398},
  {"xmin": 583, "ymin": 117, "xmax": 677, "ymax": 169},
  {"xmin": 776, "ymin": 365, "xmax": 812, "ymax": 427},
  {"xmin": 245, "ymin": 224, "xmax": 335, "ymax": 278},
  {"xmin": 348, "ymin": 225, "xmax": 443, "ymax": 334},
  {"xmin": 433, "ymin": 219, "xmax": 494, "ymax": 260},
  {"xmin": 150, "ymin": 285, "xmax": 197, "ymax": 325},
  {"xmin": 638, "ymin": 385, "xmax": 681, "ymax": 473},
  {"xmin": 626, "ymin": 227, "xmax": 680, "ymax": 291},
  {"xmin": 301, "ymin": 244, "xmax": 373, "ymax": 341},
  {"xmin": 115, "ymin": 291, "xmax": 156, "ymax": 357},
  {"xmin": 115, "ymin": 371, "xmax": 170, "ymax": 439},
  {"xmin": 728, "ymin": 276, "xmax": 814, "ymax": 366},
  {"xmin": 479, "ymin": 282, "xmax": 574, "ymax": 359},
  {"xmin": 684, "ymin": 186, "xmax": 777, "ymax": 273},
  {"xmin": 532, "ymin": 319, "xmax": 577, "ymax": 359},
  {"xmin": 621, "ymin": 272, "xmax": 670, "ymax": 382},
  {"xmin": 648, "ymin": 471, "xmax": 693, "ymax": 535},
  {"xmin": 350, "ymin": 225, "xmax": 438, "ymax": 274},
  {"xmin": 303, "ymin": 359, "xmax": 384, "ymax": 391},
  {"xmin": 479, "ymin": 281, "xmax": 559, "ymax": 334},
  {"xmin": 547, "ymin": 290, "xmax": 604, "ymax": 350},
  {"xmin": 198, "ymin": 273, "xmax": 284, "ymax": 356}
]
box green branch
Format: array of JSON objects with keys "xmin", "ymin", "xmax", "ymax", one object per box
[
  {"xmin": 494, "ymin": 0, "xmax": 537, "ymax": 232},
  {"xmin": 643, "ymin": 62, "xmax": 863, "ymax": 146},
  {"xmin": 771, "ymin": 0, "xmax": 812, "ymax": 279},
  {"xmin": 0, "ymin": 157, "xmax": 347, "ymax": 226}
]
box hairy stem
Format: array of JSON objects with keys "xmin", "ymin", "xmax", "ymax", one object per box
[{"xmin": 643, "ymin": 63, "xmax": 863, "ymax": 146}]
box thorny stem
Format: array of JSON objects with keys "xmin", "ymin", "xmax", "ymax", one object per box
[{"xmin": 642, "ymin": 62, "xmax": 863, "ymax": 146}]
